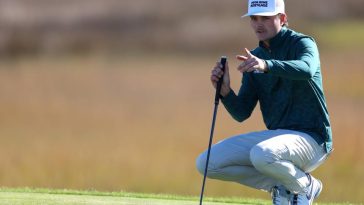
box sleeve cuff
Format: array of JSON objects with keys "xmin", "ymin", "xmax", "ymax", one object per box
[{"xmin": 265, "ymin": 60, "xmax": 274, "ymax": 73}]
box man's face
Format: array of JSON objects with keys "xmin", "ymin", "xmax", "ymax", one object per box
[{"xmin": 250, "ymin": 15, "xmax": 283, "ymax": 42}]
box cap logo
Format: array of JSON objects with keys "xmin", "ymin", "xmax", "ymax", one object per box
[{"xmin": 250, "ymin": 1, "xmax": 268, "ymax": 7}]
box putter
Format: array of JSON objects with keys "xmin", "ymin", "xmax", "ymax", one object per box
[{"xmin": 199, "ymin": 56, "xmax": 227, "ymax": 205}]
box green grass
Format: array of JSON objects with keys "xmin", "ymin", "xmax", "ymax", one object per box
[
  {"xmin": 0, "ymin": 187, "xmax": 358, "ymax": 205},
  {"xmin": 0, "ymin": 187, "xmax": 268, "ymax": 205}
]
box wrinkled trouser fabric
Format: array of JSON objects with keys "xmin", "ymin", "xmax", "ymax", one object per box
[{"xmin": 196, "ymin": 129, "xmax": 328, "ymax": 193}]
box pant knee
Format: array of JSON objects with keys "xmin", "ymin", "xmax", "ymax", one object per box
[
  {"xmin": 196, "ymin": 152, "xmax": 217, "ymax": 178},
  {"xmin": 196, "ymin": 152, "xmax": 207, "ymax": 175}
]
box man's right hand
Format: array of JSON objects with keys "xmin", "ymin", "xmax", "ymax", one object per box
[{"xmin": 211, "ymin": 61, "xmax": 231, "ymax": 97}]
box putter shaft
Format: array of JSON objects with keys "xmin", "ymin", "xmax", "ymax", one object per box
[{"xmin": 199, "ymin": 56, "xmax": 226, "ymax": 205}]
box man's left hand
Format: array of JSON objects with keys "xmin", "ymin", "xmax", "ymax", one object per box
[{"xmin": 236, "ymin": 48, "xmax": 268, "ymax": 73}]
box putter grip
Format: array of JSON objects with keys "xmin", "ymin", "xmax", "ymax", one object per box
[{"xmin": 215, "ymin": 56, "xmax": 227, "ymax": 104}]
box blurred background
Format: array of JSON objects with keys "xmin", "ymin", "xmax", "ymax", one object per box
[{"xmin": 0, "ymin": 0, "xmax": 363, "ymax": 203}]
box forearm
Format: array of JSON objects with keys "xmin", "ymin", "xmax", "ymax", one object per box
[{"xmin": 266, "ymin": 58, "xmax": 319, "ymax": 80}]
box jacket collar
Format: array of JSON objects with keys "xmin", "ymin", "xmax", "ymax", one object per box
[{"xmin": 259, "ymin": 26, "xmax": 288, "ymax": 50}]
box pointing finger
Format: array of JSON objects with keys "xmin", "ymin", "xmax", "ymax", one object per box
[
  {"xmin": 245, "ymin": 48, "xmax": 253, "ymax": 58},
  {"xmin": 236, "ymin": 55, "xmax": 248, "ymax": 61}
]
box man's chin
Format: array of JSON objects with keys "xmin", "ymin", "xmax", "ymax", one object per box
[
  {"xmin": 256, "ymin": 36, "xmax": 268, "ymax": 42},
  {"xmin": 256, "ymin": 34, "xmax": 273, "ymax": 43},
  {"xmin": 254, "ymin": 33, "xmax": 266, "ymax": 40}
]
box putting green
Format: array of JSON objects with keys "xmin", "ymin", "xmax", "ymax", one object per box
[{"xmin": 0, "ymin": 191, "xmax": 263, "ymax": 205}]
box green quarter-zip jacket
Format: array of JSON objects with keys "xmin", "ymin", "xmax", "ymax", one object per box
[{"xmin": 221, "ymin": 27, "xmax": 333, "ymax": 153}]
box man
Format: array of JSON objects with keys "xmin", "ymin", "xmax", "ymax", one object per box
[{"xmin": 196, "ymin": 0, "xmax": 333, "ymax": 204}]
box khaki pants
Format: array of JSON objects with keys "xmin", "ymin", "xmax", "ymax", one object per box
[{"xmin": 196, "ymin": 129, "xmax": 328, "ymax": 193}]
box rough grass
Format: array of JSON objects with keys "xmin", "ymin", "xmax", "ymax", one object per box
[
  {"xmin": 0, "ymin": 51, "xmax": 363, "ymax": 203},
  {"xmin": 313, "ymin": 21, "xmax": 364, "ymax": 50}
]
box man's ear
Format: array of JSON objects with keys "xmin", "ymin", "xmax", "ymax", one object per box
[{"xmin": 279, "ymin": 13, "xmax": 288, "ymax": 26}]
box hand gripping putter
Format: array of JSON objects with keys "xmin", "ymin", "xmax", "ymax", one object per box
[{"xmin": 199, "ymin": 56, "xmax": 227, "ymax": 205}]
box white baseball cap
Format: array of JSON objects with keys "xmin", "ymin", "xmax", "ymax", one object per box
[{"xmin": 242, "ymin": 0, "xmax": 285, "ymax": 17}]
